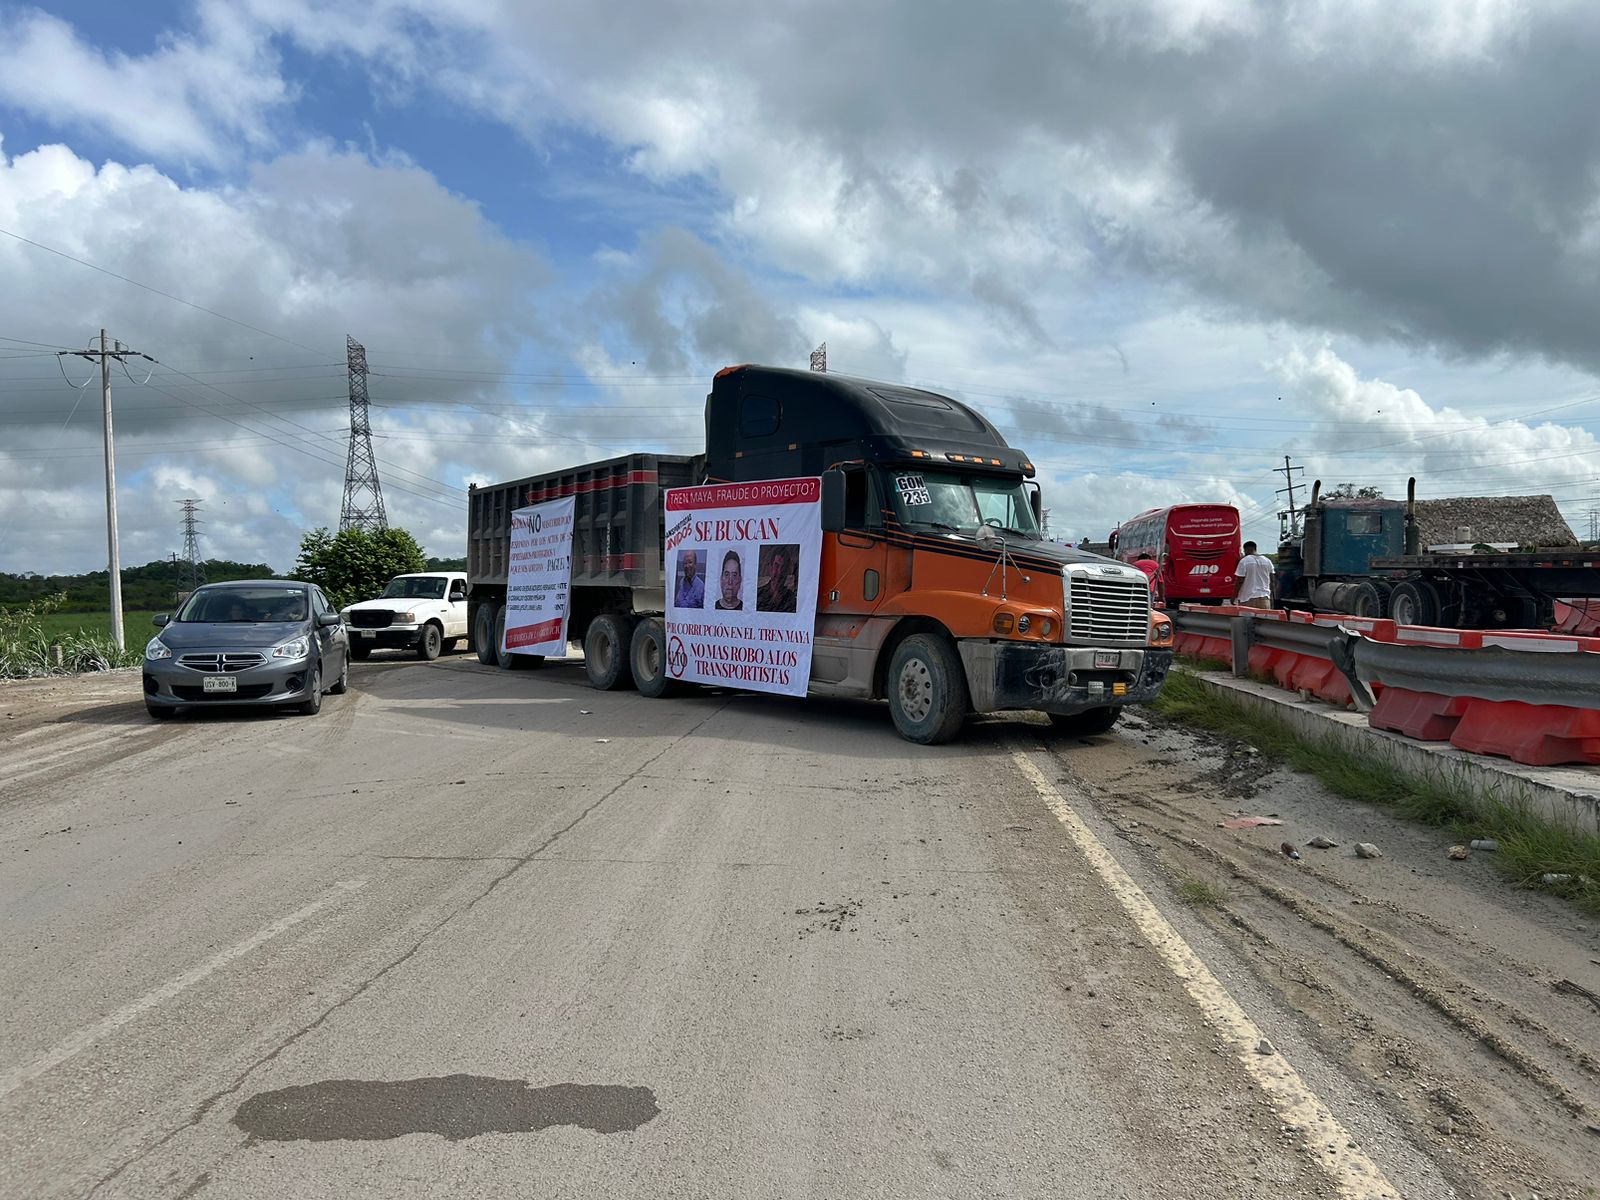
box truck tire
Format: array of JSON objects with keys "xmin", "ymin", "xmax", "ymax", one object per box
[
  {"xmin": 417, "ymin": 622, "xmax": 443, "ymax": 661},
  {"xmin": 494, "ymin": 604, "xmax": 540, "ymax": 670},
  {"xmin": 1388, "ymin": 580, "xmax": 1440, "ymax": 627},
  {"xmin": 584, "ymin": 612, "xmax": 637, "ymax": 691},
  {"xmin": 1347, "ymin": 581, "xmax": 1384, "ymax": 618},
  {"xmin": 474, "ymin": 605, "xmax": 497, "ymax": 665},
  {"xmin": 886, "ymin": 633, "xmax": 969, "ymax": 745},
  {"xmin": 631, "ymin": 617, "xmax": 684, "ymax": 699},
  {"xmin": 1047, "ymin": 707, "xmax": 1120, "ymax": 736}
]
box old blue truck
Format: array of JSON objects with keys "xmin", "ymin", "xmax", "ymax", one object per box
[{"xmin": 1275, "ymin": 479, "xmax": 1600, "ymax": 629}]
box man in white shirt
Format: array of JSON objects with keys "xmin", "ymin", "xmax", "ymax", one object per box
[{"xmin": 1235, "ymin": 540, "xmax": 1274, "ymax": 609}]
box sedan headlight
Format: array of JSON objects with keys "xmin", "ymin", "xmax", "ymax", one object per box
[
  {"xmin": 145, "ymin": 638, "xmax": 172, "ymax": 661},
  {"xmin": 272, "ymin": 636, "xmax": 310, "ymax": 660}
]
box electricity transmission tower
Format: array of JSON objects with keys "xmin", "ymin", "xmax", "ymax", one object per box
[
  {"xmin": 177, "ymin": 499, "xmax": 205, "ymax": 593},
  {"xmin": 809, "ymin": 342, "xmax": 827, "ymax": 372},
  {"xmin": 339, "ymin": 335, "xmax": 387, "ymax": 532}
]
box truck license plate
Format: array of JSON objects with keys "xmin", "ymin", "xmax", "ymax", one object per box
[
  {"xmin": 202, "ymin": 675, "xmax": 237, "ymax": 693},
  {"xmin": 1094, "ymin": 651, "xmax": 1119, "ymax": 669},
  {"xmin": 359, "ymin": 629, "xmax": 375, "ymax": 638}
]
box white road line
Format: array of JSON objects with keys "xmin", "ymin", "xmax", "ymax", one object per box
[
  {"xmin": 1011, "ymin": 750, "xmax": 1403, "ymax": 1200},
  {"xmin": 0, "ymin": 879, "xmax": 368, "ymax": 1100}
]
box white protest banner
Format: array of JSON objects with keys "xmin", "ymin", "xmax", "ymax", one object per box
[
  {"xmin": 663, "ymin": 477, "xmax": 821, "ymax": 698},
  {"xmin": 502, "ymin": 496, "xmax": 576, "ymax": 657}
]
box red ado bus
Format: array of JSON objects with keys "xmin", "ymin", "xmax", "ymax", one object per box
[{"xmin": 1114, "ymin": 504, "xmax": 1242, "ymax": 604}]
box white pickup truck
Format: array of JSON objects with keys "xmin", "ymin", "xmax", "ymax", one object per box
[{"xmin": 340, "ymin": 572, "xmax": 470, "ymax": 660}]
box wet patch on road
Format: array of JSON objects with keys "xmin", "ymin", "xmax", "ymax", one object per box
[{"xmin": 233, "ymin": 1076, "xmax": 659, "ymax": 1142}]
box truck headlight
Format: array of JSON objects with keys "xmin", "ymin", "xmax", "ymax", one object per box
[
  {"xmin": 145, "ymin": 638, "xmax": 171, "ymax": 661},
  {"xmin": 1150, "ymin": 614, "xmax": 1174, "ymax": 646},
  {"xmin": 396, "ymin": 610, "xmax": 418, "ymax": 624},
  {"xmin": 272, "ymin": 636, "xmax": 310, "ymax": 660}
]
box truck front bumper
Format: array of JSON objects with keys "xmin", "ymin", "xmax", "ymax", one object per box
[
  {"xmin": 957, "ymin": 641, "xmax": 1174, "ymax": 716},
  {"xmin": 348, "ymin": 624, "xmax": 424, "ymax": 651}
]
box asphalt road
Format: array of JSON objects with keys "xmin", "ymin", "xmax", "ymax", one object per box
[{"xmin": 1, "ymin": 656, "xmax": 1594, "ymax": 1198}]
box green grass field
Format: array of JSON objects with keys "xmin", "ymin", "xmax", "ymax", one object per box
[{"xmin": 33, "ymin": 610, "xmax": 165, "ymax": 643}]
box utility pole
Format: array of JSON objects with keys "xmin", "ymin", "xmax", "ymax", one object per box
[
  {"xmin": 1274, "ymin": 449, "xmax": 1304, "ymax": 543},
  {"xmin": 58, "ymin": 331, "xmax": 151, "ymax": 651}
]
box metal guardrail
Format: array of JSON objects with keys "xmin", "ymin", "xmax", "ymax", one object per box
[{"xmin": 1173, "ymin": 604, "xmax": 1600, "ymax": 714}]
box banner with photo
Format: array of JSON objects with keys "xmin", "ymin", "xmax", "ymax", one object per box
[
  {"xmin": 502, "ymin": 495, "xmax": 576, "ymax": 657},
  {"xmin": 663, "ymin": 477, "xmax": 821, "ymax": 698}
]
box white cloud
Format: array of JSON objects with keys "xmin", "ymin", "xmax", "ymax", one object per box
[{"xmin": 0, "ymin": 2, "xmax": 290, "ymax": 165}]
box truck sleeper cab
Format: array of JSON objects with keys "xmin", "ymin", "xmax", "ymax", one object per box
[{"xmin": 466, "ymin": 366, "xmax": 1174, "ymax": 744}]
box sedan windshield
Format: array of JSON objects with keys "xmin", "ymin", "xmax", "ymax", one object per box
[
  {"xmin": 175, "ymin": 588, "xmax": 307, "ymax": 623},
  {"xmin": 889, "ymin": 469, "xmax": 1040, "ymax": 539},
  {"xmin": 380, "ymin": 577, "xmax": 447, "ymax": 600}
]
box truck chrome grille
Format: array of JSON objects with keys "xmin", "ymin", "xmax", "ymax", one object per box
[
  {"xmin": 1067, "ymin": 574, "xmax": 1150, "ymax": 645},
  {"xmin": 179, "ymin": 652, "xmax": 267, "ymax": 673}
]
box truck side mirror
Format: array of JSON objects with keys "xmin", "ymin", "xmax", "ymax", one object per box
[
  {"xmin": 1028, "ymin": 485, "xmax": 1042, "ymax": 527},
  {"xmin": 820, "ymin": 469, "xmax": 847, "ymax": 533}
]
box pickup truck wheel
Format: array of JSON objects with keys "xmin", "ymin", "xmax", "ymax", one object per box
[
  {"xmin": 349, "ymin": 642, "xmax": 371, "ymax": 661},
  {"xmin": 631, "ymin": 617, "xmax": 684, "ymax": 698},
  {"xmin": 886, "ymin": 633, "xmax": 968, "ymax": 745},
  {"xmin": 1388, "ymin": 580, "xmax": 1440, "ymax": 627},
  {"xmin": 1047, "ymin": 706, "xmax": 1120, "ymax": 736},
  {"xmin": 417, "ymin": 623, "xmax": 443, "ymax": 661},
  {"xmin": 493, "ymin": 604, "xmax": 539, "ymax": 670},
  {"xmin": 299, "ymin": 665, "xmax": 323, "ymax": 716},
  {"xmin": 474, "ymin": 605, "xmax": 497, "ymax": 664},
  {"xmin": 585, "ymin": 612, "xmax": 637, "ymax": 691}
]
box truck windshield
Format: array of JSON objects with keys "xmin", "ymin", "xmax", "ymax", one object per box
[
  {"xmin": 890, "ymin": 470, "xmax": 1040, "ymax": 539},
  {"xmin": 380, "ymin": 577, "xmax": 447, "ymax": 600}
]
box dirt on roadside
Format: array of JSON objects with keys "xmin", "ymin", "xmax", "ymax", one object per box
[{"xmin": 1037, "ymin": 706, "xmax": 1600, "ymax": 1200}]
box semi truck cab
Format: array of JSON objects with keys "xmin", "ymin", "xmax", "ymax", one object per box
[{"xmin": 704, "ymin": 366, "xmax": 1174, "ymax": 742}]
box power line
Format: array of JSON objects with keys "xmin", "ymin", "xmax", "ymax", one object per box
[{"xmin": 0, "ymin": 226, "xmax": 325, "ymax": 356}]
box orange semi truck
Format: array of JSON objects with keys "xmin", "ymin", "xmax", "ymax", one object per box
[{"xmin": 466, "ymin": 365, "xmax": 1174, "ymax": 743}]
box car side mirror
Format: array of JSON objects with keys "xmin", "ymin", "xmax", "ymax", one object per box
[
  {"xmin": 316, "ymin": 611, "xmax": 342, "ymax": 627},
  {"xmin": 152, "ymin": 613, "xmax": 169, "ymax": 627},
  {"xmin": 820, "ymin": 469, "xmax": 846, "ymax": 533}
]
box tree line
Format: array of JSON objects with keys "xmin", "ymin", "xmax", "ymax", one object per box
[{"xmin": 2, "ymin": 540, "xmax": 467, "ymax": 613}]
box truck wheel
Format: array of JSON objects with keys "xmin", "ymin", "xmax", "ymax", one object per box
[
  {"xmin": 584, "ymin": 612, "xmax": 637, "ymax": 691},
  {"xmin": 886, "ymin": 633, "xmax": 969, "ymax": 745},
  {"xmin": 494, "ymin": 604, "xmax": 539, "ymax": 670},
  {"xmin": 1047, "ymin": 707, "xmax": 1120, "ymax": 736},
  {"xmin": 631, "ymin": 617, "xmax": 684, "ymax": 699},
  {"xmin": 1388, "ymin": 581, "xmax": 1440, "ymax": 627},
  {"xmin": 474, "ymin": 605, "xmax": 497, "ymax": 665},
  {"xmin": 349, "ymin": 642, "xmax": 372, "ymax": 661},
  {"xmin": 417, "ymin": 623, "xmax": 443, "ymax": 661},
  {"xmin": 1347, "ymin": 581, "xmax": 1384, "ymax": 618}
]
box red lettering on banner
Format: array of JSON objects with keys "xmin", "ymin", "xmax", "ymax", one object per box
[{"xmin": 506, "ymin": 619, "xmax": 562, "ymax": 648}]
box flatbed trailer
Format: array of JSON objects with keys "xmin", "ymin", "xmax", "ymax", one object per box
[{"xmin": 1367, "ymin": 550, "xmax": 1600, "ymax": 628}]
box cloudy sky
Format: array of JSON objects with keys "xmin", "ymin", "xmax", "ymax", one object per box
[{"xmin": 3, "ymin": 0, "xmax": 1600, "ymax": 575}]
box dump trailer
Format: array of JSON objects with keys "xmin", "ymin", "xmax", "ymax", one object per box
[
  {"xmin": 1276, "ymin": 478, "xmax": 1600, "ymax": 628},
  {"xmin": 466, "ymin": 365, "xmax": 1175, "ymax": 744}
]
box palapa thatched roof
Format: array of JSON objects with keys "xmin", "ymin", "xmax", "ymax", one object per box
[{"xmin": 1413, "ymin": 494, "xmax": 1575, "ymax": 548}]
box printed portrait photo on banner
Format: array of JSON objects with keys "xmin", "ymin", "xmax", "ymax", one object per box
[
  {"xmin": 714, "ymin": 549, "xmax": 744, "ymax": 611},
  {"xmin": 756, "ymin": 543, "xmax": 800, "ymax": 614},
  {"xmin": 673, "ymin": 547, "xmax": 706, "ymax": 609}
]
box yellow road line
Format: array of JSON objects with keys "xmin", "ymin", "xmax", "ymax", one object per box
[{"xmin": 1011, "ymin": 750, "xmax": 1403, "ymax": 1200}]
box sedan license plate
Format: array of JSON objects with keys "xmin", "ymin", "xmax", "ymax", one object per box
[
  {"xmin": 359, "ymin": 629, "xmax": 375, "ymax": 638},
  {"xmin": 1094, "ymin": 650, "xmax": 1120, "ymax": 669},
  {"xmin": 202, "ymin": 675, "xmax": 238, "ymax": 694}
]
